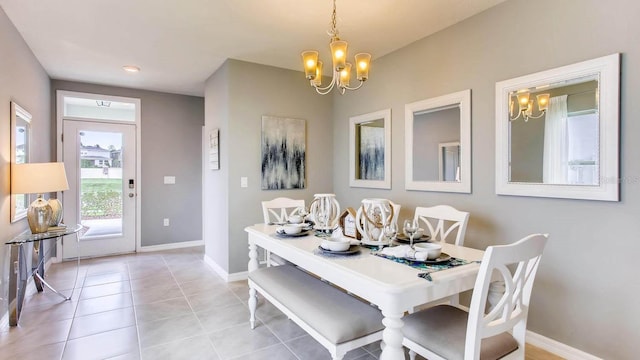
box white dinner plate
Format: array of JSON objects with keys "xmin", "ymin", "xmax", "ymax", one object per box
[{"xmin": 405, "ymin": 252, "xmax": 451, "ymax": 264}]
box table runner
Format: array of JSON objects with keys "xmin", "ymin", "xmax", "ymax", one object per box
[{"xmin": 373, "ymin": 252, "xmax": 474, "ymax": 281}]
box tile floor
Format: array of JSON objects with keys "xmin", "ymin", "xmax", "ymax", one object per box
[{"xmin": 0, "ymin": 247, "xmax": 391, "ymax": 360}]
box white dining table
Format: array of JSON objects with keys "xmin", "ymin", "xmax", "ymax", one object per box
[{"xmin": 245, "ymin": 224, "xmax": 485, "ymax": 360}]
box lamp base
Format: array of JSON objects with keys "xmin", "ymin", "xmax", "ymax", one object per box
[
  {"xmin": 27, "ymin": 195, "xmax": 52, "ymax": 234},
  {"xmin": 48, "ymin": 198, "xmax": 63, "ymax": 226}
]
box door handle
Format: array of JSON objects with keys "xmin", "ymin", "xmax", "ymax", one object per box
[{"xmin": 128, "ymin": 193, "xmax": 135, "ymax": 198}]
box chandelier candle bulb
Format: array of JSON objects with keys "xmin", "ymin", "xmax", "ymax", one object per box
[
  {"xmin": 537, "ymin": 93, "xmax": 550, "ymax": 111},
  {"xmin": 301, "ymin": 51, "xmax": 319, "ymax": 79},
  {"xmin": 313, "ymin": 60, "xmax": 323, "ymax": 86},
  {"xmin": 355, "ymin": 53, "xmax": 371, "ymax": 81},
  {"xmin": 330, "ymin": 40, "xmax": 348, "ymax": 71},
  {"xmin": 340, "ymin": 63, "xmax": 352, "ymax": 87}
]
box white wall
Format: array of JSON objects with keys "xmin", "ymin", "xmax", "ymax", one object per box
[{"xmin": 331, "ymin": 0, "xmax": 640, "ymax": 358}]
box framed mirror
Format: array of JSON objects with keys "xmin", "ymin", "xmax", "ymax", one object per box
[
  {"xmin": 495, "ymin": 53, "xmax": 620, "ymax": 201},
  {"xmin": 405, "ymin": 89, "xmax": 471, "ymax": 193},
  {"xmin": 349, "ymin": 109, "xmax": 391, "ymax": 189},
  {"xmin": 10, "ymin": 101, "xmax": 32, "ymax": 222}
]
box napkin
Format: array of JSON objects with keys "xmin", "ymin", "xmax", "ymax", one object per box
[{"xmin": 378, "ymin": 245, "xmax": 427, "ymax": 261}]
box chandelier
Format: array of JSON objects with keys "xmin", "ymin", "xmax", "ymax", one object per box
[
  {"xmin": 301, "ymin": 0, "xmax": 371, "ymax": 95},
  {"xmin": 509, "ymin": 91, "xmax": 550, "ymax": 122}
]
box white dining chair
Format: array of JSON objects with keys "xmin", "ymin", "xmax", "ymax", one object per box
[
  {"xmin": 403, "ymin": 233, "xmax": 548, "ymax": 360},
  {"xmin": 262, "ymin": 197, "xmax": 306, "ymax": 224},
  {"xmin": 413, "ymin": 205, "xmax": 470, "ymax": 246},
  {"xmin": 261, "ymin": 197, "xmax": 306, "ymax": 266}
]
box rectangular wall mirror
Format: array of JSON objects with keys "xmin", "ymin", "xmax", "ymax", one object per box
[
  {"xmin": 495, "ymin": 53, "xmax": 620, "ymax": 201},
  {"xmin": 405, "ymin": 89, "xmax": 471, "ymax": 193},
  {"xmin": 349, "ymin": 109, "xmax": 391, "ymax": 189},
  {"xmin": 10, "ymin": 101, "xmax": 32, "ymax": 222}
]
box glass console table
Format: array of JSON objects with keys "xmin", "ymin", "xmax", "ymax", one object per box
[{"xmin": 5, "ymin": 224, "xmax": 83, "ymax": 326}]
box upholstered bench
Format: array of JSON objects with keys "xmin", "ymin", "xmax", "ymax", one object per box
[{"xmin": 248, "ymin": 264, "xmax": 384, "ymax": 360}]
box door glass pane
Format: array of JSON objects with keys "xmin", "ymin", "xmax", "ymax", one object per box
[{"xmin": 79, "ymin": 130, "xmax": 123, "ymax": 237}]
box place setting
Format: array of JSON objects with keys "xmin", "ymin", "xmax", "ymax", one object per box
[{"xmin": 371, "ymin": 219, "xmax": 473, "ymax": 280}]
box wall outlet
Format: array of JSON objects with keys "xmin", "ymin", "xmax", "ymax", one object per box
[
  {"xmin": 164, "ymin": 176, "xmax": 176, "ymax": 184},
  {"xmin": 240, "ymin": 177, "xmax": 248, "ymax": 188},
  {"xmin": 163, "ymin": 218, "xmax": 170, "ymax": 226}
]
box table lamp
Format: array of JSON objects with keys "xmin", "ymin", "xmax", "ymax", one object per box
[{"xmin": 11, "ymin": 162, "xmax": 69, "ymax": 234}]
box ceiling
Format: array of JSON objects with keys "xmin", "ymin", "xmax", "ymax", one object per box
[{"xmin": 1, "ymin": 0, "xmax": 507, "ymax": 97}]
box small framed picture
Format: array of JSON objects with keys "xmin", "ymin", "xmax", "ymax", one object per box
[{"xmin": 209, "ymin": 128, "xmax": 219, "ymax": 170}]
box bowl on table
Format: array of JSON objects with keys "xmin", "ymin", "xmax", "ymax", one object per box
[
  {"xmin": 283, "ymin": 223, "xmax": 305, "ymax": 235},
  {"xmin": 320, "ymin": 238, "xmax": 351, "ymax": 252},
  {"xmin": 413, "ymin": 242, "xmax": 442, "ymax": 260},
  {"xmin": 288, "ymin": 215, "xmax": 303, "ymax": 224}
]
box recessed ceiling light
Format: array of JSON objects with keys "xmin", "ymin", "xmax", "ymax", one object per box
[{"xmin": 122, "ymin": 65, "xmax": 140, "ymax": 73}]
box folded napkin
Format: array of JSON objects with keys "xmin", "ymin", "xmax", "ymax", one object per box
[{"xmin": 378, "ymin": 245, "xmax": 428, "ymax": 261}]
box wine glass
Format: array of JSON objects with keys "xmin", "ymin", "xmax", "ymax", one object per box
[
  {"xmin": 317, "ymin": 210, "xmax": 329, "ymax": 232},
  {"xmin": 403, "ymin": 219, "xmax": 419, "ymax": 248},
  {"xmin": 298, "ymin": 206, "xmax": 309, "ymax": 221},
  {"xmin": 383, "ymin": 223, "xmax": 398, "ymax": 243}
]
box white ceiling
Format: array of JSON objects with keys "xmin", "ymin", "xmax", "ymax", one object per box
[{"xmin": 1, "ymin": 0, "xmax": 507, "ymax": 96}]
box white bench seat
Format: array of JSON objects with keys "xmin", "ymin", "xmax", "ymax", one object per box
[{"xmin": 248, "ymin": 265, "xmax": 384, "ymax": 359}]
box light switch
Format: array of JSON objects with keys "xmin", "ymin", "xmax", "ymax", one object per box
[
  {"xmin": 240, "ymin": 177, "xmax": 248, "ymax": 188},
  {"xmin": 164, "ymin": 176, "xmax": 176, "ymax": 184}
]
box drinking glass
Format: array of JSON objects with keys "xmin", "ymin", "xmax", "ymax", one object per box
[
  {"xmin": 403, "ymin": 219, "xmax": 419, "ymax": 248},
  {"xmin": 383, "ymin": 223, "xmax": 397, "ymax": 243}
]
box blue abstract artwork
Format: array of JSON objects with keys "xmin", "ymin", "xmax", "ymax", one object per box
[{"xmin": 261, "ymin": 116, "xmax": 306, "ymax": 190}]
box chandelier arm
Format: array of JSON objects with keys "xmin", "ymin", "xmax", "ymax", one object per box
[
  {"xmin": 312, "ymin": 72, "xmax": 338, "ymax": 94},
  {"xmin": 340, "ymin": 81, "xmax": 365, "ymax": 91},
  {"xmin": 509, "ymin": 111, "xmax": 524, "ymax": 121},
  {"xmin": 526, "ymin": 111, "xmax": 547, "ymax": 119}
]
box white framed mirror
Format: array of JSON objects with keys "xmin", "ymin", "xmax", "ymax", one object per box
[
  {"xmin": 495, "ymin": 53, "xmax": 620, "ymax": 201},
  {"xmin": 10, "ymin": 101, "xmax": 32, "ymax": 222},
  {"xmin": 349, "ymin": 109, "xmax": 391, "ymax": 189},
  {"xmin": 405, "ymin": 89, "xmax": 471, "ymax": 193}
]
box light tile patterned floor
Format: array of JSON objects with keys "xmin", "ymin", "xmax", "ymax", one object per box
[
  {"xmin": 0, "ymin": 247, "xmax": 383, "ymax": 360},
  {"xmin": 0, "ymin": 246, "xmax": 559, "ymax": 360}
]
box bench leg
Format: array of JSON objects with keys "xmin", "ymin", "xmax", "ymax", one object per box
[{"xmin": 248, "ymin": 287, "xmax": 257, "ymax": 329}]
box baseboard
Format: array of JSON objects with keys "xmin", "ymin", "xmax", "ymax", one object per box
[
  {"xmin": 527, "ymin": 330, "xmax": 602, "ymax": 360},
  {"xmin": 138, "ymin": 240, "xmax": 204, "ymax": 252},
  {"xmin": 203, "ymin": 254, "xmax": 248, "ymax": 282}
]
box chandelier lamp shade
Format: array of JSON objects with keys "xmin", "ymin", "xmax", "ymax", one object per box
[
  {"xmin": 301, "ymin": 0, "xmax": 371, "ymax": 95},
  {"xmin": 11, "ymin": 162, "xmax": 69, "ymax": 234},
  {"xmin": 509, "ymin": 90, "xmax": 550, "ymax": 122}
]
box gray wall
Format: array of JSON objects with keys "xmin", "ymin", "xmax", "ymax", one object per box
[
  {"xmin": 0, "ymin": 7, "xmax": 52, "ymax": 319},
  {"xmin": 51, "ymin": 81, "xmax": 204, "ymax": 247},
  {"xmin": 331, "ymin": 0, "xmax": 640, "ymax": 358},
  {"xmin": 203, "ymin": 59, "xmax": 333, "ymax": 274}
]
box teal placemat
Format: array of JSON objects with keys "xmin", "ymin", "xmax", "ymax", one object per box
[{"xmin": 373, "ymin": 252, "xmax": 474, "ymax": 281}]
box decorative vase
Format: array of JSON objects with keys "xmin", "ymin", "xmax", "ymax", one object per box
[
  {"xmin": 48, "ymin": 198, "xmax": 63, "ymax": 226},
  {"xmin": 27, "ymin": 195, "xmax": 51, "ymax": 234},
  {"xmin": 355, "ymin": 198, "xmax": 394, "ymax": 244},
  {"xmin": 309, "ymin": 194, "xmax": 341, "ymax": 231}
]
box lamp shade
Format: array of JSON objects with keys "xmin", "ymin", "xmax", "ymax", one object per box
[{"xmin": 11, "ymin": 162, "xmax": 69, "ymax": 194}]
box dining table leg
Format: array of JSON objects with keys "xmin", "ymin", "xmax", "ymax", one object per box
[
  {"xmin": 380, "ymin": 310, "xmax": 405, "ymax": 360},
  {"xmin": 248, "ymin": 240, "xmax": 259, "ymax": 329}
]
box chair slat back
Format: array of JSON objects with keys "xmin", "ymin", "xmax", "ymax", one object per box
[
  {"xmin": 464, "ymin": 234, "xmax": 548, "ymax": 360},
  {"xmin": 413, "ymin": 205, "xmax": 469, "ymax": 245},
  {"xmin": 261, "ymin": 197, "xmax": 305, "ymax": 224}
]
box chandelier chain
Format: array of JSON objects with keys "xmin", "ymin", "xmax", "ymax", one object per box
[{"xmin": 328, "ymin": 0, "xmax": 339, "ymax": 39}]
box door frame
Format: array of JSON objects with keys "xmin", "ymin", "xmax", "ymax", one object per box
[{"xmin": 55, "ymin": 90, "xmax": 142, "ymax": 262}]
